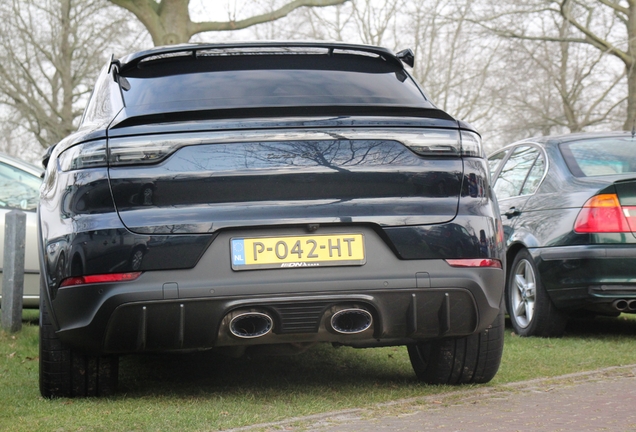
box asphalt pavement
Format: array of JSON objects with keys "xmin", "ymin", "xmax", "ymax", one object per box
[{"xmin": 230, "ymin": 365, "xmax": 636, "ymax": 432}]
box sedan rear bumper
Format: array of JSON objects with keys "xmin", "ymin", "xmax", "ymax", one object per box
[
  {"xmin": 533, "ymin": 245, "xmax": 636, "ymax": 312},
  {"xmin": 538, "ymin": 245, "xmax": 636, "ymax": 260}
]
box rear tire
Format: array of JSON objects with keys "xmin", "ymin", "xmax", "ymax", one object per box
[
  {"xmin": 507, "ymin": 249, "xmax": 567, "ymax": 337},
  {"xmin": 407, "ymin": 308, "xmax": 504, "ymax": 384},
  {"xmin": 39, "ymin": 279, "xmax": 118, "ymax": 398}
]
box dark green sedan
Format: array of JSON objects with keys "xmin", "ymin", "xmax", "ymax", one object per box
[{"xmin": 489, "ymin": 131, "xmax": 636, "ymax": 337}]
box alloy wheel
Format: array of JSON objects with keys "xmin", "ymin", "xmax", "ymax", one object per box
[{"xmin": 511, "ymin": 259, "xmax": 536, "ymax": 328}]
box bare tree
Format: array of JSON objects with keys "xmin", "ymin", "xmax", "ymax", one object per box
[
  {"xmin": 250, "ymin": 0, "xmax": 506, "ymax": 150},
  {"xmin": 108, "ymin": 0, "xmax": 350, "ymax": 46},
  {"xmin": 500, "ymin": 16, "xmax": 625, "ymax": 139},
  {"xmin": 0, "ymin": 111, "xmax": 37, "ymax": 159},
  {"xmin": 0, "ymin": 0, "xmax": 146, "ymax": 154},
  {"xmin": 302, "ymin": 1, "xmax": 354, "ymax": 40},
  {"xmin": 475, "ymin": 1, "xmax": 630, "ymax": 133},
  {"xmin": 299, "ymin": 0, "xmax": 402, "ymax": 46},
  {"xmin": 557, "ymin": 0, "xmax": 635, "ymax": 129},
  {"xmin": 408, "ymin": 1, "xmax": 499, "ymax": 118},
  {"xmin": 231, "ymin": 0, "xmax": 352, "ymax": 41},
  {"xmin": 349, "ymin": 0, "xmax": 402, "ymax": 46}
]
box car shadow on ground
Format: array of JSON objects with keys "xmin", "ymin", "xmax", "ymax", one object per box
[
  {"xmin": 117, "ymin": 343, "xmax": 420, "ymax": 398},
  {"xmin": 116, "ymin": 314, "xmax": 636, "ymax": 398},
  {"xmin": 563, "ymin": 314, "xmax": 636, "ymax": 336}
]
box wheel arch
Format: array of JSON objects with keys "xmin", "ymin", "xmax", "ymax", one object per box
[{"xmin": 505, "ymin": 241, "xmax": 527, "ymax": 277}]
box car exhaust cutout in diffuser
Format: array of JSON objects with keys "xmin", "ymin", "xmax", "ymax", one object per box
[
  {"xmin": 329, "ymin": 308, "xmax": 373, "ymax": 334},
  {"xmin": 228, "ymin": 311, "xmax": 274, "ymax": 339}
]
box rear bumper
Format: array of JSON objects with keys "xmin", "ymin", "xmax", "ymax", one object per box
[
  {"xmin": 50, "ymin": 226, "xmax": 504, "ymax": 355},
  {"xmin": 533, "ymin": 245, "xmax": 636, "ymax": 311}
]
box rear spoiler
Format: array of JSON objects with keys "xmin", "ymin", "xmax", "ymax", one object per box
[{"xmin": 110, "ymin": 105, "xmax": 455, "ymax": 130}]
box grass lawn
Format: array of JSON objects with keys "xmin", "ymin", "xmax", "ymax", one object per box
[{"xmin": 1, "ymin": 310, "xmax": 635, "ymax": 431}]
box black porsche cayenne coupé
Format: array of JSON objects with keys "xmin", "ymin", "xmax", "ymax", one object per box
[{"xmin": 38, "ymin": 42, "xmax": 505, "ymax": 397}]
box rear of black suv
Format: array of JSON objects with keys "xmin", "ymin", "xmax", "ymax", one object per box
[{"xmin": 38, "ymin": 43, "xmax": 505, "ymax": 397}]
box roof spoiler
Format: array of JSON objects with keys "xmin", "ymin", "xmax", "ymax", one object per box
[{"xmin": 116, "ymin": 42, "xmax": 416, "ymax": 71}]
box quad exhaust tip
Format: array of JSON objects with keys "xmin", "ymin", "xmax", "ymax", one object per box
[
  {"xmin": 229, "ymin": 311, "xmax": 274, "ymax": 339},
  {"xmin": 330, "ymin": 308, "xmax": 373, "ymax": 334},
  {"xmin": 611, "ymin": 299, "xmax": 636, "ymax": 312},
  {"xmin": 613, "ymin": 299, "xmax": 628, "ymax": 311}
]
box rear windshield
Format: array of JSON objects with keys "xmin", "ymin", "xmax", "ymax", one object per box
[
  {"xmin": 560, "ymin": 137, "xmax": 636, "ymax": 177},
  {"xmin": 120, "ymin": 53, "xmax": 429, "ymax": 114}
]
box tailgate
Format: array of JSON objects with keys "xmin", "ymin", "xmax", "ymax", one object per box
[{"xmin": 107, "ymin": 131, "xmax": 463, "ymax": 234}]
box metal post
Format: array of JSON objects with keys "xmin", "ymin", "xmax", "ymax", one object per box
[{"xmin": 1, "ymin": 210, "xmax": 26, "ymax": 333}]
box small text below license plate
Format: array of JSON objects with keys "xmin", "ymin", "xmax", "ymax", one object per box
[{"xmin": 231, "ymin": 234, "xmax": 366, "ymax": 270}]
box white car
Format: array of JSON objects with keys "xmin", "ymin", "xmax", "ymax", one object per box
[{"xmin": 0, "ymin": 152, "xmax": 42, "ymax": 308}]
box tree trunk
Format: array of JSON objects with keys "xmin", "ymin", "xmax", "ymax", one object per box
[
  {"xmin": 108, "ymin": 0, "xmax": 190, "ymax": 45},
  {"xmin": 624, "ymin": 2, "xmax": 636, "ymax": 130},
  {"xmin": 60, "ymin": 0, "xmax": 75, "ymax": 138},
  {"xmin": 625, "ymin": 64, "xmax": 636, "ymax": 130},
  {"xmin": 148, "ymin": 0, "xmax": 191, "ymax": 45}
]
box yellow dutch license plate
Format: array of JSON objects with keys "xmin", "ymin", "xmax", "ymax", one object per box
[{"xmin": 230, "ymin": 234, "xmax": 366, "ymax": 270}]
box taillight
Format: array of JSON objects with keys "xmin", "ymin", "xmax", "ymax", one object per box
[
  {"xmin": 574, "ymin": 194, "xmax": 631, "ymax": 233},
  {"xmin": 60, "ymin": 272, "xmax": 142, "ymax": 287},
  {"xmin": 446, "ymin": 259, "xmax": 502, "ymax": 269},
  {"xmin": 625, "ymin": 206, "xmax": 636, "ymax": 232},
  {"xmin": 58, "ymin": 128, "xmax": 483, "ymax": 171},
  {"xmin": 58, "ymin": 140, "xmax": 108, "ymax": 171}
]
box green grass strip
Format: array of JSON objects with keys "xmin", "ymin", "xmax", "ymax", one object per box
[{"xmin": 1, "ymin": 310, "xmax": 635, "ymax": 431}]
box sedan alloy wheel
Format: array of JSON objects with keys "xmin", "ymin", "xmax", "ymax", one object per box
[
  {"xmin": 507, "ymin": 249, "xmax": 567, "ymax": 337},
  {"xmin": 511, "ymin": 258, "xmax": 536, "ymax": 328}
]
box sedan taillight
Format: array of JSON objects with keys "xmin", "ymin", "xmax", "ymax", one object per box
[
  {"xmin": 625, "ymin": 206, "xmax": 636, "ymax": 232},
  {"xmin": 574, "ymin": 194, "xmax": 632, "ymax": 233}
]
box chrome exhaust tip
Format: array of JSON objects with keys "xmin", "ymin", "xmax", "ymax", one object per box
[
  {"xmin": 330, "ymin": 308, "xmax": 373, "ymax": 334},
  {"xmin": 613, "ymin": 299, "xmax": 629, "ymax": 312},
  {"xmin": 229, "ymin": 311, "xmax": 273, "ymax": 339},
  {"xmin": 627, "ymin": 300, "xmax": 636, "ymax": 312}
]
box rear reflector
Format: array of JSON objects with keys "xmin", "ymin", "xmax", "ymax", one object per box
[
  {"xmin": 574, "ymin": 194, "xmax": 631, "ymax": 233},
  {"xmin": 445, "ymin": 259, "xmax": 502, "ymax": 269},
  {"xmin": 60, "ymin": 272, "xmax": 142, "ymax": 287}
]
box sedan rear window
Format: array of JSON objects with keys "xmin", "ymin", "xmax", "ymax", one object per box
[{"xmin": 560, "ymin": 138, "xmax": 636, "ymax": 177}]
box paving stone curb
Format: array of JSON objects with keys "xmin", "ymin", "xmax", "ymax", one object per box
[{"xmin": 225, "ymin": 364, "xmax": 636, "ymax": 432}]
